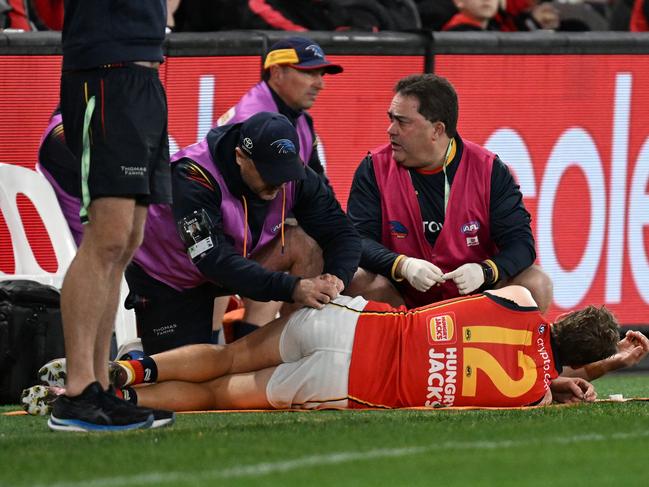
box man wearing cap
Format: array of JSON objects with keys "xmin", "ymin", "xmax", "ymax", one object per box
[
  {"xmin": 124, "ymin": 112, "xmax": 361, "ymax": 354},
  {"xmin": 217, "ymin": 36, "xmax": 343, "ymax": 183},
  {"xmin": 214, "ymin": 36, "xmax": 343, "ymax": 329}
]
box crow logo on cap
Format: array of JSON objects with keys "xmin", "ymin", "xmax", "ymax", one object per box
[{"xmin": 271, "ymin": 139, "xmax": 297, "ymax": 155}]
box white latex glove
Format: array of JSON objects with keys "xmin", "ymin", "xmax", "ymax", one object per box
[
  {"xmin": 442, "ymin": 263, "xmax": 484, "ymax": 295},
  {"xmin": 400, "ymin": 257, "xmax": 444, "ymax": 292}
]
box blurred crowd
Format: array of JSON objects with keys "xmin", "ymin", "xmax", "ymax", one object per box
[{"xmin": 1, "ymin": 1, "xmax": 648, "ymax": 33}]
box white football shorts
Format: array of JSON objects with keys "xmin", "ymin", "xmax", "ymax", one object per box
[{"xmin": 266, "ymin": 295, "xmax": 368, "ymax": 409}]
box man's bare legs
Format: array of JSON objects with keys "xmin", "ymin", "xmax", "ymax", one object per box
[
  {"xmin": 143, "ymin": 314, "xmax": 290, "ymax": 383},
  {"xmin": 497, "ymin": 264, "xmax": 554, "ymax": 313},
  {"xmin": 345, "ymin": 268, "xmax": 405, "ymax": 307},
  {"xmin": 61, "ymin": 198, "xmax": 146, "ymax": 396},
  {"xmin": 93, "ymin": 205, "xmax": 148, "ymax": 385},
  {"xmin": 134, "ymin": 368, "xmax": 276, "ymax": 411},
  {"xmin": 122, "ymin": 315, "xmax": 292, "ymax": 410}
]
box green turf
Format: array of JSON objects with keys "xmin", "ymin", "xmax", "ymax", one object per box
[{"xmin": 1, "ymin": 373, "xmax": 648, "ymax": 487}]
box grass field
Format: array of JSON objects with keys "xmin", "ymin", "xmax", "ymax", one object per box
[{"xmin": 1, "ymin": 373, "xmax": 648, "ymax": 487}]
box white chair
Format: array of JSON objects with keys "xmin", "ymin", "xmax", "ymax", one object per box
[
  {"xmin": 0, "ymin": 163, "xmax": 76, "ymax": 284},
  {"xmin": 0, "ymin": 162, "xmax": 137, "ymax": 346}
]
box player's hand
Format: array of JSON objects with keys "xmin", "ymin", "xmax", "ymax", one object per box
[
  {"xmin": 319, "ymin": 273, "xmax": 345, "ymax": 293},
  {"xmin": 442, "ymin": 263, "xmax": 484, "ymax": 295},
  {"xmin": 550, "ymin": 377, "xmax": 597, "ymax": 404},
  {"xmin": 611, "ymin": 330, "xmax": 649, "ymax": 368},
  {"xmin": 399, "ymin": 257, "xmax": 444, "ymax": 292},
  {"xmin": 538, "ymin": 387, "xmax": 553, "ymax": 406},
  {"xmin": 292, "ymin": 277, "xmax": 339, "ymax": 309}
]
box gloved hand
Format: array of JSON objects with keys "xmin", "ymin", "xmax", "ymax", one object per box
[
  {"xmin": 400, "ymin": 257, "xmax": 444, "ymax": 292},
  {"xmin": 442, "ymin": 263, "xmax": 484, "ymax": 295}
]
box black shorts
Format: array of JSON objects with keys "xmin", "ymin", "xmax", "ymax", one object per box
[
  {"xmin": 124, "ymin": 262, "xmax": 230, "ymax": 355},
  {"xmin": 60, "ymin": 64, "xmax": 171, "ymax": 208}
]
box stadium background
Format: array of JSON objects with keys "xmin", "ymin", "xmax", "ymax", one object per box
[{"xmin": 1, "ymin": 31, "xmax": 648, "ymax": 327}]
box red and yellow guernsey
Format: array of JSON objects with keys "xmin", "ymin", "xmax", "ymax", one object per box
[{"xmin": 347, "ymin": 293, "xmax": 559, "ymax": 408}]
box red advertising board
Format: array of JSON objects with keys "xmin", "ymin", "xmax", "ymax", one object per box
[
  {"xmin": 1, "ymin": 53, "xmax": 647, "ymax": 324},
  {"xmin": 436, "ymin": 54, "xmax": 649, "ymax": 323}
]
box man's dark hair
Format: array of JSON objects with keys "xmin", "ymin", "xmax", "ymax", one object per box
[
  {"xmin": 552, "ymin": 305, "xmax": 620, "ymax": 366},
  {"xmin": 394, "ymin": 74, "xmax": 458, "ymax": 137}
]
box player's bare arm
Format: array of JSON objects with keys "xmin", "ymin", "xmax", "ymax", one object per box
[{"xmin": 562, "ymin": 330, "xmax": 649, "ymax": 380}]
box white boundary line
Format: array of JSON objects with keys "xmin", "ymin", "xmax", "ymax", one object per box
[{"xmin": 31, "ymin": 430, "xmax": 649, "ymax": 487}]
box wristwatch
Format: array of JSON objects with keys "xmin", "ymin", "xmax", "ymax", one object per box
[{"xmin": 479, "ymin": 261, "xmax": 496, "ymax": 286}]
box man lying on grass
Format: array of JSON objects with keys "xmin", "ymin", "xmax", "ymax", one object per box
[{"xmin": 25, "ymin": 286, "xmax": 649, "ymax": 412}]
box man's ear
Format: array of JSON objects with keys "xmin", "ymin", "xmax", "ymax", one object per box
[
  {"xmin": 431, "ymin": 121, "xmax": 446, "ymax": 141},
  {"xmin": 234, "ymin": 147, "xmax": 245, "ymax": 167},
  {"xmin": 269, "ymin": 64, "xmax": 283, "ymax": 82}
]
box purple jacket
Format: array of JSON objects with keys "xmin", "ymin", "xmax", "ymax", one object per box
[
  {"xmin": 133, "ymin": 133, "xmax": 297, "ymax": 291},
  {"xmin": 217, "ymin": 81, "xmax": 314, "ymax": 164},
  {"xmin": 37, "ymin": 113, "xmax": 84, "ymax": 246}
]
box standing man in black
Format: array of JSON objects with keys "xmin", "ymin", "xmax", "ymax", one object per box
[{"xmin": 51, "ymin": 0, "xmax": 174, "ymax": 432}]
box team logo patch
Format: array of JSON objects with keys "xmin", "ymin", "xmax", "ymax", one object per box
[
  {"xmin": 538, "ymin": 324, "xmax": 546, "ymax": 335},
  {"xmin": 271, "ymin": 138, "xmax": 297, "ymax": 155},
  {"xmin": 389, "ymin": 220, "xmax": 408, "ymax": 239},
  {"xmin": 427, "ymin": 313, "xmax": 456, "ymax": 345},
  {"xmin": 305, "ymin": 44, "xmax": 325, "ymax": 58}
]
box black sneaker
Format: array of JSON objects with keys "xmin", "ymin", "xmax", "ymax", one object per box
[
  {"xmin": 48, "ymin": 382, "xmax": 153, "ymax": 432},
  {"xmin": 149, "ymin": 408, "xmax": 176, "ymax": 429},
  {"xmin": 104, "ymin": 387, "xmax": 175, "ymax": 429}
]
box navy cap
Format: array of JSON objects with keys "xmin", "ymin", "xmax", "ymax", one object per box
[
  {"xmin": 264, "ymin": 36, "xmax": 343, "ymax": 74},
  {"xmin": 238, "ymin": 112, "xmax": 306, "ymax": 186}
]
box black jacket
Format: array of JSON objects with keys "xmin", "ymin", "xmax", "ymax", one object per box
[{"xmin": 171, "ymin": 124, "xmax": 361, "ymax": 302}]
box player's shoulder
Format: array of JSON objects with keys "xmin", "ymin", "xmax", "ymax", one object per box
[{"xmin": 484, "ymin": 285, "xmax": 537, "ymax": 308}]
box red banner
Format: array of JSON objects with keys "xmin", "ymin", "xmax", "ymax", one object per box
[
  {"xmin": 1, "ymin": 53, "xmax": 648, "ymax": 324},
  {"xmin": 437, "ymin": 54, "xmax": 649, "ymax": 323}
]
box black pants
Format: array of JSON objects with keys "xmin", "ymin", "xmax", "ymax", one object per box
[{"xmin": 124, "ymin": 263, "xmax": 230, "ymax": 354}]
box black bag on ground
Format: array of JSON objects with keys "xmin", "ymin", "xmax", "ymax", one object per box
[{"xmin": 0, "ymin": 280, "xmax": 65, "ymax": 405}]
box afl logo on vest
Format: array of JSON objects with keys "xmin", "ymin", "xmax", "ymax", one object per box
[
  {"xmin": 461, "ymin": 220, "xmax": 480, "ymax": 247},
  {"xmin": 427, "ymin": 313, "xmax": 457, "ymax": 345}
]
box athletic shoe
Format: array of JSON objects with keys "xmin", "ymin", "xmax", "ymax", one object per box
[
  {"xmin": 39, "ymin": 357, "xmax": 132, "ymax": 389},
  {"xmin": 24, "ymin": 384, "xmax": 175, "ymax": 430},
  {"xmin": 48, "ymin": 382, "xmax": 153, "ymax": 432},
  {"xmin": 116, "ymin": 338, "xmax": 145, "ymax": 361},
  {"xmin": 38, "ymin": 358, "xmax": 67, "ymax": 387},
  {"xmin": 104, "ymin": 387, "xmax": 175, "ymax": 429},
  {"xmin": 21, "ymin": 385, "xmax": 65, "ymax": 416},
  {"xmin": 149, "ymin": 408, "xmax": 175, "ymax": 429}
]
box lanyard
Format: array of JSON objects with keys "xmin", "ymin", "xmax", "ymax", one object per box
[{"xmin": 442, "ymin": 138, "xmax": 455, "ymax": 214}]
